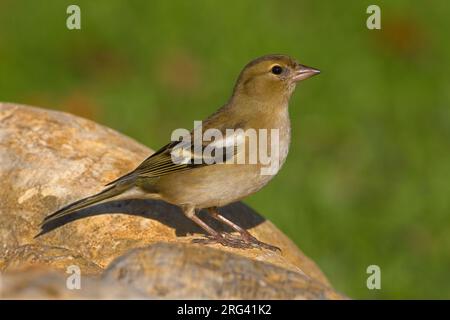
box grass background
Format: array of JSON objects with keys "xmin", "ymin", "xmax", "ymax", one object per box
[{"xmin": 1, "ymin": 0, "xmax": 449, "ymax": 298}]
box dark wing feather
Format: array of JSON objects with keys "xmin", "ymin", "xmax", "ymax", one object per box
[
  {"xmin": 105, "ymin": 140, "xmax": 201, "ymax": 186},
  {"xmin": 106, "ymin": 120, "xmax": 244, "ymax": 186}
]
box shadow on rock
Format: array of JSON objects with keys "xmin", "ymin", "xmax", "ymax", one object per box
[{"xmin": 37, "ymin": 199, "xmax": 265, "ymax": 237}]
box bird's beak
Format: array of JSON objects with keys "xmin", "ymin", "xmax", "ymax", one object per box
[{"xmin": 292, "ymin": 64, "xmax": 321, "ymax": 82}]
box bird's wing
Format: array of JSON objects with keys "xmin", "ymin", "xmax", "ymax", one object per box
[{"xmin": 106, "ymin": 128, "xmax": 245, "ymax": 185}]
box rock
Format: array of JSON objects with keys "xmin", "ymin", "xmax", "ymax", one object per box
[
  {"xmin": 0, "ymin": 102, "xmax": 343, "ymax": 299},
  {"xmin": 2, "ymin": 244, "xmax": 102, "ymax": 275},
  {"xmin": 104, "ymin": 242, "xmax": 343, "ymax": 299},
  {"xmin": 0, "ymin": 268, "xmax": 146, "ymax": 299}
]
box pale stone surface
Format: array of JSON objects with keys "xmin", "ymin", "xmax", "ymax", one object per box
[
  {"xmin": 104, "ymin": 242, "xmax": 343, "ymax": 299},
  {"xmin": 0, "ymin": 103, "xmax": 343, "ymax": 299},
  {"xmin": 0, "ymin": 268, "xmax": 147, "ymax": 299}
]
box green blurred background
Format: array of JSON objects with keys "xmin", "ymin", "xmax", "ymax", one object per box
[{"xmin": 1, "ymin": 0, "xmax": 449, "ymax": 298}]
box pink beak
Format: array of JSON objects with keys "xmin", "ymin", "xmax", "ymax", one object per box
[{"xmin": 292, "ymin": 64, "xmax": 321, "ymax": 82}]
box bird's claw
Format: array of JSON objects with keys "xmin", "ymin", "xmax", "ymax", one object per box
[
  {"xmin": 192, "ymin": 232, "xmax": 281, "ymax": 252},
  {"xmin": 239, "ymin": 232, "xmax": 281, "ymax": 252},
  {"xmin": 192, "ymin": 233, "xmax": 253, "ymax": 249}
]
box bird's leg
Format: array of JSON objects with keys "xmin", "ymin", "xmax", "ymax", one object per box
[
  {"xmin": 207, "ymin": 207, "xmax": 281, "ymax": 252},
  {"xmin": 181, "ymin": 206, "xmax": 252, "ymax": 249}
]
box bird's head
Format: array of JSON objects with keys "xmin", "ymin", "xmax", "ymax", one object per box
[{"xmin": 232, "ymin": 54, "xmax": 320, "ymax": 105}]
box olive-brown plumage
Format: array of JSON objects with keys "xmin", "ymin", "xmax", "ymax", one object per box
[{"xmin": 38, "ymin": 54, "xmax": 320, "ymax": 250}]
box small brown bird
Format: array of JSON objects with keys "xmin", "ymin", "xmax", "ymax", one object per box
[{"xmin": 38, "ymin": 54, "xmax": 320, "ymax": 250}]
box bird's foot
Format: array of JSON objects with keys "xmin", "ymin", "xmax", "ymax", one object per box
[
  {"xmin": 192, "ymin": 232, "xmax": 280, "ymax": 252},
  {"xmin": 192, "ymin": 233, "xmax": 253, "ymax": 249},
  {"xmin": 239, "ymin": 232, "xmax": 281, "ymax": 252}
]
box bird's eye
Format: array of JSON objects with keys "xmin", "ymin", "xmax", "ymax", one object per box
[{"xmin": 271, "ymin": 65, "xmax": 283, "ymax": 75}]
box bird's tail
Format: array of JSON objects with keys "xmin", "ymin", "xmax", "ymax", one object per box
[{"xmin": 38, "ymin": 180, "xmax": 134, "ymax": 229}]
